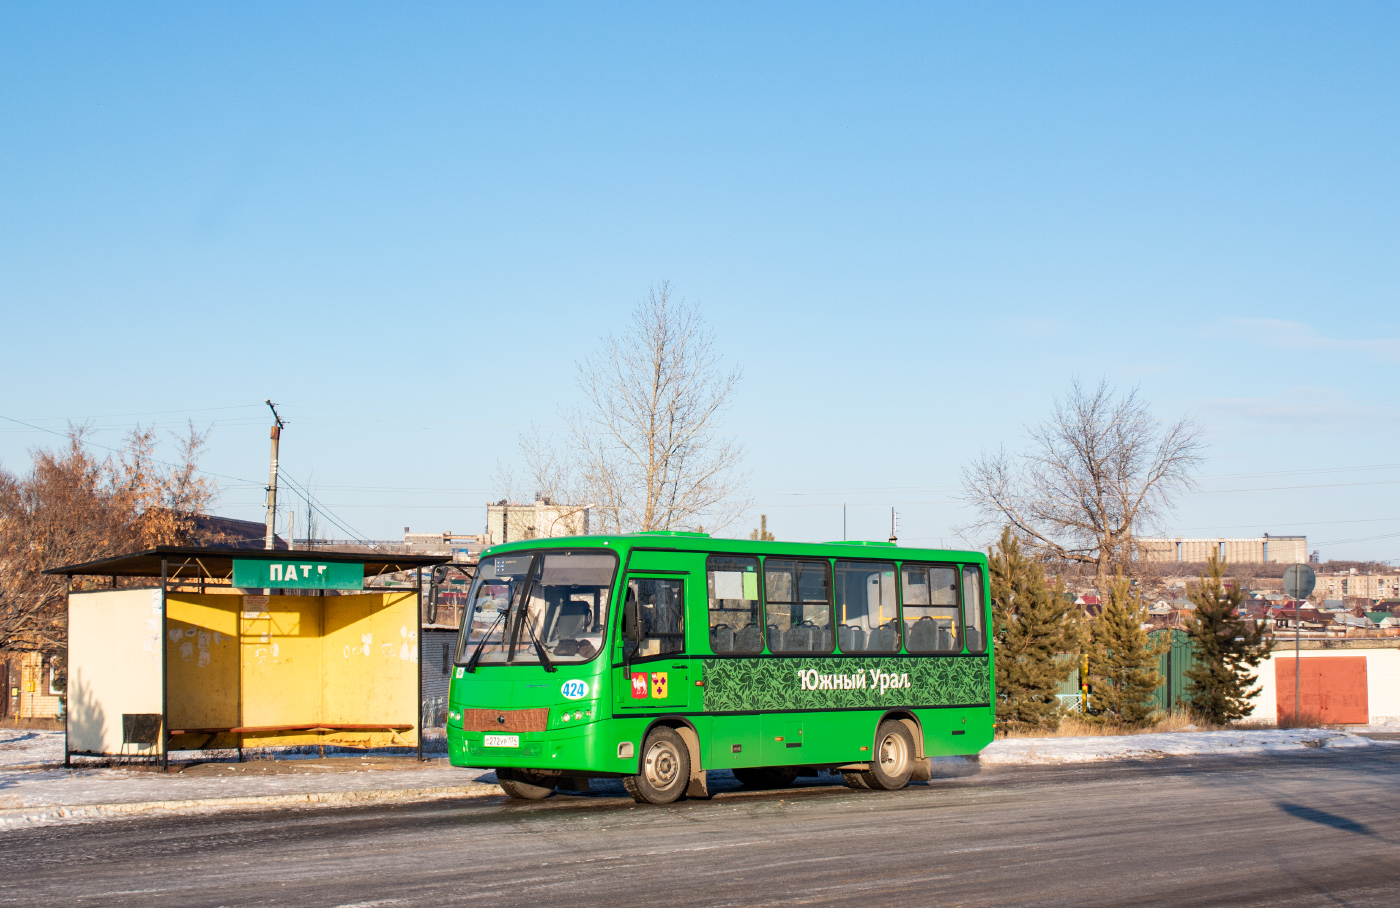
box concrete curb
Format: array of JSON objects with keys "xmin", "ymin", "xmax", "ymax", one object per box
[{"xmin": 0, "ymin": 781, "xmax": 503, "ymax": 828}]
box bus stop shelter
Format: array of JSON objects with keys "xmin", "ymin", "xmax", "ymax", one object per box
[{"xmin": 47, "ymin": 547, "xmax": 450, "ymax": 767}]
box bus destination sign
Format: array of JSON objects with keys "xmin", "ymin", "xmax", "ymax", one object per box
[{"xmin": 232, "ymin": 559, "xmax": 364, "ymax": 590}]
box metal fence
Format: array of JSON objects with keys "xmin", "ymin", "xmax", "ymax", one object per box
[
  {"xmin": 1048, "ymin": 631, "xmax": 1199, "ymax": 715},
  {"xmin": 421, "ymin": 628, "xmax": 457, "ymax": 729},
  {"xmin": 1149, "ymin": 628, "xmax": 1198, "ymax": 712}
]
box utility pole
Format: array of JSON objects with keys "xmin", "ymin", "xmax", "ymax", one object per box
[
  {"xmin": 264, "ymin": 400, "xmax": 285, "ymax": 551},
  {"xmin": 1282, "ymin": 564, "xmax": 1317, "ymax": 723},
  {"xmin": 888, "ymin": 507, "xmax": 898, "ymax": 543}
]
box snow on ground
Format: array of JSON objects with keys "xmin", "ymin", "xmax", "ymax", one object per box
[
  {"xmin": 0, "ymin": 729, "xmax": 444, "ymax": 771},
  {"xmin": 978, "ymin": 728, "xmax": 1380, "ymax": 765},
  {"xmin": 0, "ymin": 758, "xmax": 493, "ymax": 811},
  {"xmin": 1, "ymin": 726, "xmax": 1392, "ymax": 817},
  {"xmin": 0, "ymin": 729, "xmax": 64, "ymax": 769}
]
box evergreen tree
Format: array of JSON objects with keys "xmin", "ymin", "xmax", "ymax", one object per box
[
  {"xmin": 990, "ymin": 528, "xmax": 1082, "ymax": 732},
  {"xmin": 1183, "ymin": 554, "xmax": 1271, "ymax": 724},
  {"xmin": 1085, "ymin": 572, "xmax": 1164, "ymax": 726}
]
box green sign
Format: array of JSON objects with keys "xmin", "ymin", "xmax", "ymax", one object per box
[{"xmin": 232, "ymin": 559, "xmax": 364, "ymax": 590}]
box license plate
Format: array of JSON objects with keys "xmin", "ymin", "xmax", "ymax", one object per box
[{"xmin": 484, "ymin": 734, "xmax": 519, "ymax": 748}]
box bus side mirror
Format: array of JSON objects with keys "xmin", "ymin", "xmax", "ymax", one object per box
[{"xmin": 623, "ymin": 597, "xmax": 642, "ymax": 643}]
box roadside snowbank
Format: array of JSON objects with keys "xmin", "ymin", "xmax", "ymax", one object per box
[
  {"xmin": 7, "ymin": 726, "xmax": 1390, "ymax": 776},
  {"xmin": 2, "ymin": 726, "xmax": 1392, "ymax": 827},
  {"xmin": 978, "ymin": 728, "xmax": 1379, "ymax": 765},
  {"xmin": 0, "ymin": 729, "xmax": 445, "ymax": 770}
]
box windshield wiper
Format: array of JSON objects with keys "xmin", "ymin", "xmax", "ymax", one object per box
[
  {"xmin": 463, "ymin": 608, "xmax": 506, "ymax": 674},
  {"xmin": 523, "ymin": 610, "xmax": 557, "ymax": 673}
]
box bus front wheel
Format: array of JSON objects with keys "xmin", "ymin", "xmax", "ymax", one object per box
[
  {"xmin": 624, "ymin": 726, "xmax": 690, "ymax": 805},
  {"xmin": 859, "ymin": 720, "xmax": 915, "ymax": 791},
  {"xmin": 497, "ymin": 768, "xmax": 557, "ymax": 800}
]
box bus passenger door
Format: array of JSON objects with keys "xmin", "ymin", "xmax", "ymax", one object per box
[{"xmin": 613, "ymin": 575, "xmax": 691, "ymax": 714}]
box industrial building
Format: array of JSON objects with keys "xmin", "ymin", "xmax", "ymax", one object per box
[
  {"xmin": 1138, "ymin": 534, "xmax": 1308, "ymax": 564},
  {"xmin": 484, "ymin": 498, "xmax": 592, "ymax": 545}
]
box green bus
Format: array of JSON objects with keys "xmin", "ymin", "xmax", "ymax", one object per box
[{"xmin": 447, "ymin": 532, "xmax": 994, "ymax": 804}]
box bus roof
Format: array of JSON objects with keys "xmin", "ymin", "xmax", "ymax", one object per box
[{"xmin": 477, "ymin": 532, "xmax": 987, "ymax": 565}]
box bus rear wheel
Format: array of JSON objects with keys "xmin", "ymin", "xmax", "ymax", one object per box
[
  {"xmin": 732, "ymin": 766, "xmax": 798, "ymax": 789},
  {"xmin": 860, "ymin": 720, "xmax": 915, "ymax": 791},
  {"xmin": 497, "ymin": 768, "xmax": 557, "ymax": 800},
  {"xmin": 624, "ymin": 726, "xmax": 690, "ymax": 805}
]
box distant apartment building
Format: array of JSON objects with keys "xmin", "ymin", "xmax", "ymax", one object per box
[
  {"xmin": 402, "ymin": 531, "xmax": 485, "ymax": 559},
  {"xmin": 1137, "ymin": 534, "xmax": 1307, "ymax": 564},
  {"xmin": 1314, "ymin": 571, "xmax": 1400, "ymax": 602},
  {"xmin": 485, "ymin": 498, "xmax": 592, "ymax": 546}
]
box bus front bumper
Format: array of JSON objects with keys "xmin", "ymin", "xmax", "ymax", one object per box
[{"xmin": 447, "ymin": 719, "xmax": 644, "ymax": 775}]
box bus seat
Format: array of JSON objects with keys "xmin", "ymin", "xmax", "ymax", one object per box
[
  {"xmin": 785, "ymin": 623, "xmax": 812, "ymax": 651},
  {"xmin": 936, "ymin": 620, "xmax": 956, "ymax": 652},
  {"xmin": 736, "ymin": 625, "xmax": 763, "ymax": 653},
  {"xmin": 711, "ymin": 624, "xmax": 734, "ymax": 653},
  {"xmin": 870, "ymin": 623, "xmax": 897, "ymax": 652},
  {"xmin": 767, "ymin": 625, "xmax": 783, "ymax": 651},
  {"xmin": 907, "ymin": 617, "xmax": 937, "ymax": 651},
  {"xmin": 816, "ymin": 625, "xmax": 833, "ymax": 652},
  {"xmin": 839, "ymin": 624, "xmax": 867, "ymax": 653},
  {"xmin": 553, "ymin": 602, "xmax": 590, "ymax": 639}
]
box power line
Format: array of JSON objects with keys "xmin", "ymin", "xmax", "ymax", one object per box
[
  {"xmin": 2, "ymin": 404, "xmax": 264, "ymax": 421},
  {"xmin": 1310, "ymin": 531, "xmax": 1400, "ymax": 547},
  {"xmin": 278, "ymin": 471, "xmax": 384, "ymax": 552},
  {"xmin": 1202, "ymin": 479, "xmax": 1400, "ymax": 494},
  {"xmin": 1167, "ymin": 517, "xmax": 1399, "ymax": 533},
  {"xmin": 1, "ymin": 410, "xmax": 380, "ymax": 551},
  {"xmin": 1203, "ymin": 462, "xmax": 1400, "ymax": 479},
  {"xmin": 0, "ymin": 412, "xmax": 262, "ymax": 487}
]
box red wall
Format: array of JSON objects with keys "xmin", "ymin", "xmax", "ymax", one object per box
[{"xmin": 1275, "ymin": 657, "xmax": 1369, "ymax": 725}]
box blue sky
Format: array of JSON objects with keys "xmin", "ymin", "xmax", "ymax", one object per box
[{"xmin": 1, "ymin": 3, "xmax": 1396, "ymax": 561}]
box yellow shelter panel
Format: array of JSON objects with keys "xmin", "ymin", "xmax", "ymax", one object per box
[
  {"xmin": 67, "ymin": 588, "xmax": 164, "ymax": 755},
  {"xmin": 321, "ymin": 592, "xmax": 419, "ymax": 745},
  {"xmin": 164, "ymin": 594, "xmax": 239, "ymax": 732},
  {"xmin": 240, "ymin": 594, "xmax": 322, "ymax": 744}
]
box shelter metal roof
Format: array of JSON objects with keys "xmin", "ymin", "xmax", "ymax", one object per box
[{"xmin": 44, "ymin": 546, "xmax": 449, "ymax": 579}]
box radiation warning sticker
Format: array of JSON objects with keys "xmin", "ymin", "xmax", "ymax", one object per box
[
  {"xmin": 650, "ymin": 671, "xmax": 668, "ymax": 699},
  {"xmin": 631, "ymin": 672, "xmax": 649, "ymax": 699}
]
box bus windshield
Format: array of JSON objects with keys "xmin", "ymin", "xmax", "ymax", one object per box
[{"xmin": 456, "ymin": 550, "xmax": 617, "ymax": 666}]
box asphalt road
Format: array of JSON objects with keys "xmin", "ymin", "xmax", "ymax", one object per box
[{"xmin": 3, "ymin": 749, "xmax": 1398, "ymax": 908}]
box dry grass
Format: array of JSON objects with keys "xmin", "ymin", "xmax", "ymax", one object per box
[
  {"xmin": 1001, "ymin": 710, "xmax": 1283, "ymax": 738},
  {"xmin": 1274, "ymin": 709, "xmax": 1325, "ymax": 730},
  {"xmin": 0, "ymin": 716, "xmax": 63, "ymax": 731}
]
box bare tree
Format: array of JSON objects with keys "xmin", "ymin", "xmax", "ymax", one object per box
[
  {"xmin": 120, "ymin": 422, "xmax": 218, "ymax": 546},
  {"xmin": 961, "ymin": 379, "xmax": 1203, "ymax": 594},
  {"xmin": 493, "ymin": 428, "xmax": 592, "ymax": 539},
  {"xmin": 567, "ymin": 283, "xmax": 749, "ymax": 533}
]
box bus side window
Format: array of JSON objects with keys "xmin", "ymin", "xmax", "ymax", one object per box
[
  {"xmin": 961, "ymin": 565, "xmax": 986, "ymax": 654},
  {"xmin": 902, "ymin": 564, "xmax": 961, "ymax": 653},
  {"xmin": 834, "ymin": 561, "xmax": 899, "ymax": 653},
  {"xmin": 707, "ymin": 555, "xmax": 763, "ymax": 654},
  {"xmin": 765, "ymin": 559, "xmax": 833, "ymax": 653},
  {"xmin": 629, "ymin": 578, "xmax": 686, "ymax": 658}
]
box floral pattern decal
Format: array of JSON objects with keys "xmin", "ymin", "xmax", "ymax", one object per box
[{"xmin": 701, "ymin": 655, "xmax": 990, "ymax": 713}]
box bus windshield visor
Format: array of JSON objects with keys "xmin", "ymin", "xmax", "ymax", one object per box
[{"xmin": 457, "ymin": 551, "xmax": 617, "ymax": 665}]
